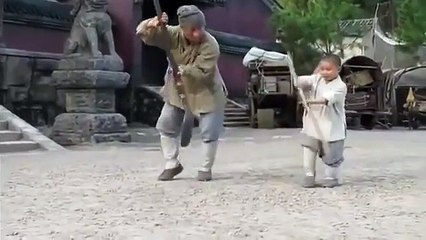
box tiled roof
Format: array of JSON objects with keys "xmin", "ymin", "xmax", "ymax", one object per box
[
  {"xmin": 194, "ymin": 0, "xmax": 227, "ymax": 6},
  {"xmin": 260, "ymin": 0, "xmax": 283, "ymax": 10},
  {"xmin": 339, "ymin": 18, "xmax": 374, "ymax": 37},
  {"xmin": 4, "ymin": 0, "xmax": 74, "ymax": 30},
  {"xmin": 4, "ymin": 0, "xmax": 115, "ymax": 31},
  {"xmin": 5, "ymin": 0, "xmax": 73, "ymax": 22},
  {"xmin": 208, "ymin": 29, "xmax": 285, "ymax": 55}
]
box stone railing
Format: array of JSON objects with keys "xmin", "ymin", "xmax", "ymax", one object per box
[{"xmin": 0, "ymin": 48, "xmax": 63, "ymax": 126}]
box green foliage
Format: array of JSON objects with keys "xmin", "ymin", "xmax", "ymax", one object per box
[
  {"xmin": 349, "ymin": 0, "xmax": 388, "ymax": 17},
  {"xmin": 395, "ymin": 0, "xmax": 426, "ymax": 52},
  {"xmin": 270, "ymin": 0, "xmax": 362, "ymax": 74}
]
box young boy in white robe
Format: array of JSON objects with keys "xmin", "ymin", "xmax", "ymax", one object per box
[{"xmin": 297, "ymin": 54, "xmax": 347, "ymax": 188}]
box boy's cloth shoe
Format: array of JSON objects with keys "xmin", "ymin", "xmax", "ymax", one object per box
[
  {"xmin": 303, "ymin": 176, "xmax": 316, "ymax": 188},
  {"xmin": 197, "ymin": 170, "xmax": 212, "ymax": 181},
  {"xmin": 321, "ymin": 178, "xmax": 339, "ymax": 188}
]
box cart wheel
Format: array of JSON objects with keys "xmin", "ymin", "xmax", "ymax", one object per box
[
  {"xmin": 249, "ymin": 97, "xmax": 256, "ymax": 128},
  {"xmin": 411, "ymin": 118, "xmax": 420, "ymax": 130},
  {"xmin": 286, "ymin": 96, "xmax": 298, "ymax": 128},
  {"xmin": 361, "ymin": 114, "xmax": 375, "ymax": 130},
  {"xmin": 346, "ymin": 112, "xmax": 360, "ymax": 130},
  {"xmin": 295, "ymin": 103, "xmax": 302, "ymax": 126}
]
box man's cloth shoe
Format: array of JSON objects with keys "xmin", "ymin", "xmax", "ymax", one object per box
[{"xmin": 158, "ymin": 164, "xmax": 184, "ymax": 181}]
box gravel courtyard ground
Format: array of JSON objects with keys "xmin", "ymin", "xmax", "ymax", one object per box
[{"xmin": 1, "ymin": 128, "xmax": 425, "ymax": 240}]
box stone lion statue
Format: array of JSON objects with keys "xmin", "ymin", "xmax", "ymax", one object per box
[{"xmin": 64, "ymin": 0, "xmax": 119, "ymax": 59}]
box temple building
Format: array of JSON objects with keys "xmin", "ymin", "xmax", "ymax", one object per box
[{"xmin": 0, "ymin": 0, "xmax": 283, "ymax": 126}]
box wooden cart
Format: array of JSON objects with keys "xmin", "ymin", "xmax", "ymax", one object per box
[
  {"xmin": 391, "ymin": 66, "xmax": 426, "ymax": 129},
  {"xmin": 246, "ymin": 61, "xmax": 298, "ymax": 128},
  {"xmin": 340, "ymin": 56, "xmax": 392, "ymax": 130}
]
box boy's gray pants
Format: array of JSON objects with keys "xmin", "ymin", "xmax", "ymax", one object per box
[
  {"xmin": 301, "ymin": 135, "xmax": 345, "ymax": 180},
  {"xmin": 156, "ymin": 102, "xmax": 224, "ymax": 171},
  {"xmin": 301, "ymin": 135, "xmax": 345, "ymax": 167}
]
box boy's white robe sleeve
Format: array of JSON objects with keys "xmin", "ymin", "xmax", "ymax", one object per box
[
  {"xmin": 296, "ymin": 74, "xmax": 318, "ymax": 90},
  {"xmin": 322, "ymin": 84, "xmax": 347, "ymax": 105}
]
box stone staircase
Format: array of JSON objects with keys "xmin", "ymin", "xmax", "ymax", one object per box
[
  {"xmin": 0, "ymin": 105, "xmax": 64, "ymax": 154},
  {"xmin": 224, "ymin": 100, "xmax": 250, "ymax": 127},
  {"xmin": 0, "ymin": 120, "xmax": 39, "ymax": 153}
]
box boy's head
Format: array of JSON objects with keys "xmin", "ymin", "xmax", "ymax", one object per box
[{"xmin": 318, "ymin": 54, "xmax": 341, "ymax": 81}]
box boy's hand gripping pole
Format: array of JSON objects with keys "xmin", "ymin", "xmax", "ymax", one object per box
[{"xmin": 297, "ymin": 88, "xmax": 330, "ymax": 156}]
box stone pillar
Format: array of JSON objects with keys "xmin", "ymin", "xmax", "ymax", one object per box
[
  {"xmin": 49, "ymin": 0, "xmax": 131, "ymax": 145},
  {"xmin": 0, "ymin": 0, "xmax": 5, "ymax": 47},
  {"xmin": 50, "ymin": 56, "xmax": 131, "ymax": 145}
]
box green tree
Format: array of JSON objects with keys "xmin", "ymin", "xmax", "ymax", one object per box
[
  {"xmin": 271, "ymin": 0, "xmax": 362, "ymax": 74},
  {"xmin": 349, "ymin": 0, "xmax": 388, "ymax": 17},
  {"xmin": 395, "ymin": 0, "xmax": 426, "ymax": 53}
]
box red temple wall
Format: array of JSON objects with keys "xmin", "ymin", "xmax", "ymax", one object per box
[
  {"xmin": 218, "ymin": 54, "xmax": 250, "ymax": 97},
  {"xmin": 3, "ymin": 0, "xmax": 136, "ymax": 70},
  {"xmin": 3, "ymin": 24, "xmax": 67, "ymax": 53},
  {"xmin": 203, "ymin": 0, "xmax": 275, "ymax": 40}
]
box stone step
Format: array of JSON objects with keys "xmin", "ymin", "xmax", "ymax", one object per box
[
  {"xmin": 0, "ymin": 141, "xmax": 39, "ymax": 153},
  {"xmin": 225, "ymin": 116, "xmax": 250, "ymax": 122},
  {"xmin": 0, "ymin": 120, "xmax": 8, "ymax": 130},
  {"xmin": 226, "ymin": 102, "xmax": 247, "ymax": 107},
  {"xmin": 225, "ymin": 107, "xmax": 247, "ymax": 113},
  {"xmin": 225, "ymin": 111, "xmax": 248, "ymax": 116},
  {"xmin": 224, "ymin": 121, "xmax": 250, "ymax": 127},
  {"xmin": 0, "ymin": 105, "xmax": 64, "ymax": 152},
  {"xmin": 225, "ymin": 104, "xmax": 246, "ymax": 109},
  {"xmin": 0, "ymin": 130, "xmax": 23, "ymax": 142}
]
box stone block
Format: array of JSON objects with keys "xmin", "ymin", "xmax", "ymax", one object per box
[
  {"xmin": 52, "ymin": 113, "xmax": 128, "ymax": 134},
  {"xmin": 57, "ymin": 89, "xmax": 66, "ymax": 108},
  {"xmin": 64, "ymin": 89, "xmax": 115, "ymax": 113},
  {"xmin": 30, "ymin": 85, "xmax": 57, "ymax": 103},
  {"xmin": 5, "ymin": 56, "xmax": 33, "ymax": 86},
  {"xmin": 0, "ymin": 56, "xmax": 7, "ymax": 89},
  {"xmin": 257, "ymin": 109, "xmax": 275, "ymax": 129},
  {"xmin": 51, "ymin": 113, "xmax": 129, "ymax": 146},
  {"xmin": 30, "ymin": 75, "xmax": 56, "ymax": 102},
  {"xmin": 57, "ymin": 55, "xmax": 124, "ymax": 72},
  {"xmin": 8, "ymin": 86, "xmax": 28, "ymax": 102},
  {"xmin": 33, "ymin": 75, "xmax": 54, "ymax": 85},
  {"xmin": 49, "ymin": 132, "xmax": 85, "ymax": 146},
  {"xmin": 50, "ymin": 132, "xmax": 130, "ymax": 145},
  {"xmin": 34, "ymin": 58, "xmax": 59, "ymax": 72},
  {"xmin": 92, "ymin": 132, "xmax": 131, "ymax": 143},
  {"xmin": 52, "ymin": 70, "xmax": 130, "ymax": 89}
]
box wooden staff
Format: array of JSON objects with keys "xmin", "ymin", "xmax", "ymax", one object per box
[
  {"xmin": 297, "ymin": 88, "xmax": 330, "ymax": 157},
  {"xmin": 153, "ymin": 0, "xmax": 195, "ymax": 147},
  {"xmin": 286, "ymin": 53, "xmax": 330, "ymax": 156}
]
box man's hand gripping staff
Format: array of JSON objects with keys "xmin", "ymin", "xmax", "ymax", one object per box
[{"xmin": 136, "ymin": 0, "xmax": 195, "ymax": 147}]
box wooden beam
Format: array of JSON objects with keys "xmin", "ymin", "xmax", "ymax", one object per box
[{"xmin": 343, "ymin": 64, "xmax": 379, "ymax": 69}]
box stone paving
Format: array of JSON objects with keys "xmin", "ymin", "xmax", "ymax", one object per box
[{"xmin": 1, "ymin": 128, "xmax": 426, "ymax": 239}]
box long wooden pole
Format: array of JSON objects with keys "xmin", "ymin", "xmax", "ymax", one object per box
[
  {"xmin": 152, "ymin": 0, "xmax": 194, "ymax": 147},
  {"xmin": 297, "ymin": 88, "xmax": 330, "ymax": 156},
  {"xmin": 285, "ymin": 53, "xmax": 330, "ymax": 156}
]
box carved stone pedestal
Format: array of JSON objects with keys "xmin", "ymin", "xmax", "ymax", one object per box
[
  {"xmin": 51, "ymin": 113, "xmax": 130, "ymax": 145},
  {"xmin": 51, "ymin": 56, "xmax": 131, "ymax": 146}
]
